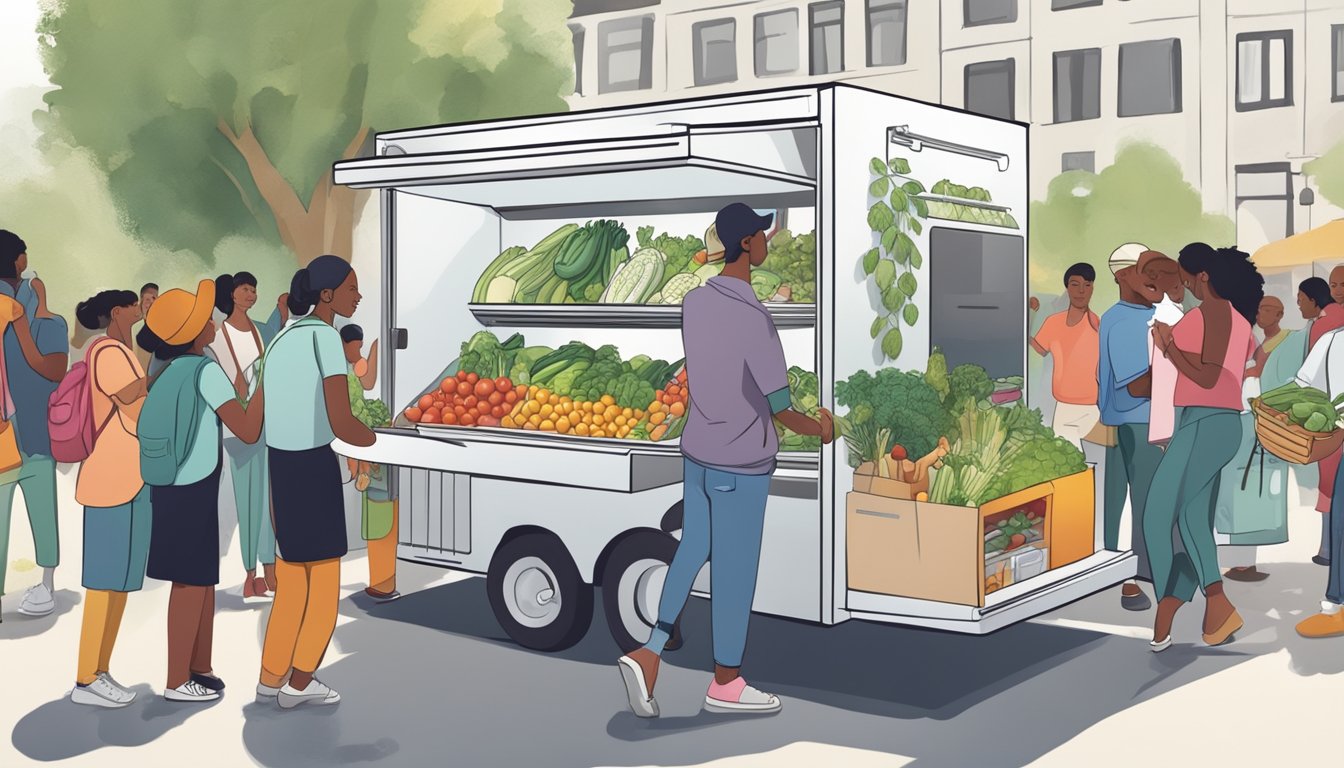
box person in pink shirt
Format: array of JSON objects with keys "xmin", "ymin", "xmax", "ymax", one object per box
[{"xmin": 1145, "ymin": 244, "xmax": 1262, "ymax": 652}]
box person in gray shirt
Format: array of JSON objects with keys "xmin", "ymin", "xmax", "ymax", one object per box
[{"xmin": 617, "ymin": 203, "xmax": 833, "ymax": 719}]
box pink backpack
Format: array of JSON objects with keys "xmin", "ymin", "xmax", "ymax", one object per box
[{"xmin": 48, "ymin": 339, "xmax": 122, "ymax": 463}]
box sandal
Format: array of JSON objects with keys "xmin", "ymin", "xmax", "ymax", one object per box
[{"xmin": 1202, "ymin": 609, "xmax": 1244, "ymax": 647}]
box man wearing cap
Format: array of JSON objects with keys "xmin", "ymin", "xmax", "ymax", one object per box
[
  {"xmin": 618, "ymin": 203, "xmax": 834, "ymax": 719},
  {"xmin": 1097, "ymin": 242, "xmax": 1164, "ymax": 611}
]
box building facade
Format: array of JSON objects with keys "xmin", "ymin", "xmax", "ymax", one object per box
[{"xmin": 568, "ymin": 0, "xmax": 1344, "ymax": 260}]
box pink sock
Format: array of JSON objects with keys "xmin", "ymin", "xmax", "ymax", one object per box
[{"xmin": 707, "ymin": 677, "xmax": 746, "ymax": 702}]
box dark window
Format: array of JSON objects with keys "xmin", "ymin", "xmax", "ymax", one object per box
[
  {"xmin": 1235, "ymin": 163, "xmax": 1293, "ymax": 242},
  {"xmin": 810, "ymin": 2, "xmax": 845, "ymax": 75},
  {"xmin": 867, "ymin": 0, "xmax": 908, "ymax": 67},
  {"xmin": 965, "ymin": 0, "xmax": 1017, "ymax": 27},
  {"xmin": 1118, "ymin": 38, "xmax": 1182, "ymax": 117},
  {"xmin": 755, "ymin": 10, "xmax": 800, "ymax": 76},
  {"xmin": 1052, "ymin": 0, "xmax": 1102, "ymax": 9},
  {"xmin": 964, "ymin": 59, "xmax": 1015, "ymax": 121},
  {"xmin": 571, "ymin": 25, "xmax": 585, "ymax": 95},
  {"xmin": 1062, "ymin": 151, "xmax": 1095, "ymax": 173},
  {"xmin": 598, "ymin": 16, "xmax": 654, "ymax": 93},
  {"xmin": 572, "ymin": 0, "xmax": 660, "ymax": 18},
  {"xmin": 693, "ymin": 19, "xmax": 737, "ymax": 86},
  {"xmin": 1236, "ymin": 31, "xmax": 1292, "ymax": 111},
  {"xmin": 1332, "ymin": 25, "xmax": 1344, "ymax": 102},
  {"xmin": 1053, "ymin": 48, "xmax": 1102, "ymax": 123}
]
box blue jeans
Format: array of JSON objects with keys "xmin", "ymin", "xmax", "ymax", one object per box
[
  {"xmin": 1328, "ymin": 459, "xmax": 1344, "ymax": 604},
  {"xmin": 644, "ymin": 458, "xmax": 771, "ymax": 669}
]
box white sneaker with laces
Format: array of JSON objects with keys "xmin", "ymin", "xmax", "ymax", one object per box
[
  {"xmin": 71, "ymin": 676, "xmax": 134, "ymax": 708},
  {"xmin": 98, "ymin": 672, "xmax": 135, "ymax": 701},
  {"xmin": 165, "ymin": 680, "xmax": 220, "ymax": 703},
  {"xmin": 277, "ymin": 679, "xmax": 341, "ymax": 709},
  {"xmin": 256, "ymin": 682, "xmax": 283, "ymax": 700},
  {"xmin": 18, "ymin": 584, "xmax": 55, "ymax": 616},
  {"xmin": 704, "ymin": 677, "xmax": 782, "ymax": 715}
]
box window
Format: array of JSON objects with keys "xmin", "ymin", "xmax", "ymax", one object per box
[
  {"xmin": 965, "ymin": 0, "xmax": 1017, "ymax": 27},
  {"xmin": 1236, "ymin": 31, "xmax": 1292, "ymax": 111},
  {"xmin": 570, "ymin": 25, "xmax": 585, "ymax": 95},
  {"xmin": 867, "ymin": 0, "xmax": 908, "ymax": 68},
  {"xmin": 1118, "ymin": 38, "xmax": 1181, "ymax": 117},
  {"xmin": 755, "ymin": 10, "xmax": 800, "ymax": 77},
  {"xmin": 1052, "ymin": 0, "xmax": 1101, "ymax": 9},
  {"xmin": 598, "ymin": 16, "xmax": 654, "ymax": 93},
  {"xmin": 1332, "ymin": 25, "xmax": 1344, "ymax": 101},
  {"xmin": 1053, "ymin": 48, "xmax": 1101, "ymax": 123},
  {"xmin": 693, "ymin": 19, "xmax": 737, "ymax": 86},
  {"xmin": 810, "ymin": 2, "xmax": 845, "ymax": 76},
  {"xmin": 964, "ymin": 59, "xmax": 1015, "ymax": 120},
  {"xmin": 1062, "ymin": 151, "xmax": 1095, "ymax": 173},
  {"xmin": 1235, "ymin": 163, "xmax": 1293, "ymax": 245}
]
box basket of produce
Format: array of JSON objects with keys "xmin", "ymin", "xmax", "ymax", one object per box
[{"xmin": 1251, "ymin": 383, "xmax": 1344, "ymax": 465}]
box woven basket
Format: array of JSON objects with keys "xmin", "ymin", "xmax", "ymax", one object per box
[{"xmin": 1251, "ymin": 398, "xmax": 1331, "ymax": 465}]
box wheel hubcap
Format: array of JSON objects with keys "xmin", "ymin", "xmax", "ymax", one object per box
[
  {"xmin": 503, "ymin": 557, "xmax": 562, "ymax": 628},
  {"xmin": 618, "ymin": 558, "xmax": 667, "ymax": 643}
]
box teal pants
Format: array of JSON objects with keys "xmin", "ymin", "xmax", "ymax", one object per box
[
  {"xmin": 1103, "ymin": 423, "xmax": 1162, "ymax": 582},
  {"xmin": 1144, "ymin": 407, "xmax": 1242, "ymax": 603},
  {"xmin": 0, "ymin": 455, "xmax": 59, "ymax": 596},
  {"xmin": 225, "ymin": 436, "xmax": 275, "ymax": 572}
]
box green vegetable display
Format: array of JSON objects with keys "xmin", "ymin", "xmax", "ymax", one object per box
[
  {"xmin": 760, "ymin": 228, "xmax": 817, "ymax": 303},
  {"xmin": 602, "ymin": 247, "xmax": 666, "ymax": 304},
  {"xmin": 947, "ymin": 364, "xmax": 994, "ymax": 412},
  {"xmin": 458, "ymin": 331, "xmax": 525, "ymax": 380},
  {"xmin": 924, "ymin": 347, "xmax": 950, "ymax": 401},
  {"xmin": 348, "ymin": 373, "xmax": 392, "ymax": 428},
  {"xmin": 863, "ymin": 155, "xmax": 929, "ymax": 363},
  {"xmin": 836, "ymin": 368, "xmax": 951, "ymax": 463},
  {"xmin": 926, "ymin": 181, "xmax": 1020, "ymax": 230},
  {"xmin": 1258, "ymin": 382, "xmax": 1344, "ymax": 433},
  {"xmin": 777, "ymin": 366, "xmax": 822, "ymax": 451},
  {"xmin": 636, "ymin": 226, "xmax": 705, "ymax": 291}
]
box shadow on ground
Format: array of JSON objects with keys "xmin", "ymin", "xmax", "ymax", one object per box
[
  {"xmin": 0, "ymin": 589, "xmax": 79, "ymax": 641},
  {"xmin": 10, "ymin": 686, "xmax": 220, "ymax": 761}
]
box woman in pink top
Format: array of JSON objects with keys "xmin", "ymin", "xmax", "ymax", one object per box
[{"xmin": 1145, "ymin": 244, "xmax": 1262, "ymax": 652}]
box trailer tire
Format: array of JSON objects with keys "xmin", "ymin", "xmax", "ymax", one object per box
[
  {"xmin": 602, "ymin": 530, "xmax": 685, "ymax": 654},
  {"xmin": 486, "ymin": 533, "xmax": 593, "ymax": 652}
]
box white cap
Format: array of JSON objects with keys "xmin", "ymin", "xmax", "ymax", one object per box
[{"xmin": 1109, "ymin": 242, "xmax": 1148, "ymax": 274}]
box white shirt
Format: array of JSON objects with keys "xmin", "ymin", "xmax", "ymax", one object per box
[
  {"xmin": 1147, "ymin": 296, "xmax": 1185, "ymax": 443},
  {"xmin": 1296, "ymin": 326, "xmax": 1344, "ymax": 397},
  {"xmin": 209, "ymin": 320, "xmax": 263, "ymax": 387}
]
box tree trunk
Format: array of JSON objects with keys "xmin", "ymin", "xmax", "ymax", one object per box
[{"xmin": 217, "ymin": 120, "xmax": 370, "ymax": 264}]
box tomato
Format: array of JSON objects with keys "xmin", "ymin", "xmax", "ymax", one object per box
[
  {"xmin": 488, "ymin": 391, "xmax": 504, "ymax": 407},
  {"xmin": 491, "ymin": 405, "xmax": 506, "ymax": 419},
  {"xmin": 441, "ymin": 411, "xmax": 458, "ymax": 426},
  {"xmin": 405, "ymin": 407, "xmax": 423, "ymax": 422},
  {"xmin": 504, "ymin": 390, "xmax": 518, "ymax": 404},
  {"xmin": 421, "ymin": 408, "xmax": 441, "ymax": 424},
  {"xmin": 477, "ymin": 401, "xmax": 492, "ymax": 416},
  {"xmin": 495, "ymin": 377, "xmax": 511, "ymax": 392},
  {"xmin": 418, "ymin": 395, "xmax": 435, "ymax": 410},
  {"xmin": 457, "ymin": 370, "xmax": 469, "ymax": 382},
  {"xmin": 454, "ymin": 405, "xmax": 467, "ymax": 417},
  {"xmin": 473, "ymin": 380, "xmax": 492, "ymax": 399},
  {"xmin": 466, "ymin": 372, "xmax": 479, "ymax": 385},
  {"xmin": 440, "ymin": 379, "xmax": 454, "ymax": 394},
  {"xmin": 456, "ymin": 381, "xmax": 472, "ymax": 398},
  {"xmin": 464, "ymin": 395, "xmax": 478, "ymax": 409},
  {"xmin": 460, "ymin": 412, "xmax": 477, "ymax": 426}
]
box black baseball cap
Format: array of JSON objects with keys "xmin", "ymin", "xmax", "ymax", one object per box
[{"xmin": 716, "ymin": 204, "xmax": 774, "ymax": 263}]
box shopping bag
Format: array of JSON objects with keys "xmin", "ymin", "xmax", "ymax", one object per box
[
  {"xmin": 1215, "ymin": 429, "xmax": 1287, "ymax": 536},
  {"xmin": 0, "ymin": 419, "xmax": 21, "ymax": 474}
]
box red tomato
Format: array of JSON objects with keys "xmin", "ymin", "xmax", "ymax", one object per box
[
  {"xmin": 488, "ymin": 391, "xmax": 504, "ymax": 407},
  {"xmin": 466, "ymin": 372, "xmax": 479, "ymax": 385},
  {"xmin": 491, "ymin": 405, "xmax": 506, "ymax": 418},
  {"xmin": 460, "ymin": 412, "xmax": 477, "ymax": 426},
  {"xmin": 478, "ymin": 415, "xmax": 500, "ymax": 428},
  {"xmin": 475, "ymin": 379, "xmax": 495, "ymax": 398},
  {"xmin": 405, "ymin": 407, "xmax": 423, "ymax": 422},
  {"xmin": 454, "ymin": 405, "xmax": 467, "ymax": 417},
  {"xmin": 456, "ymin": 381, "xmax": 472, "ymax": 398},
  {"xmin": 464, "ymin": 395, "xmax": 478, "ymax": 409},
  {"xmin": 440, "ymin": 379, "xmax": 455, "ymax": 394},
  {"xmin": 441, "ymin": 412, "xmax": 458, "ymax": 426},
  {"xmin": 495, "ymin": 377, "xmax": 511, "ymax": 392},
  {"xmin": 477, "ymin": 401, "xmax": 492, "ymax": 416},
  {"xmin": 418, "ymin": 395, "xmax": 435, "ymax": 410},
  {"xmin": 421, "ymin": 408, "xmax": 441, "ymax": 424},
  {"xmin": 457, "ymin": 370, "xmax": 469, "ymax": 382},
  {"xmin": 505, "ymin": 391, "xmax": 518, "ymax": 404}
]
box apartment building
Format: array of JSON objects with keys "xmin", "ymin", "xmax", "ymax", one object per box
[{"xmin": 568, "ymin": 0, "xmax": 1344, "ymax": 260}]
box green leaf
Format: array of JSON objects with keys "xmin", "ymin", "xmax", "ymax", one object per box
[
  {"xmin": 882, "ymin": 286, "xmax": 906, "ymax": 312},
  {"xmin": 902, "ymin": 180, "xmax": 925, "ymax": 195},
  {"xmin": 912, "ymin": 198, "xmax": 929, "ymax": 218},
  {"xmin": 875, "ymin": 259, "xmax": 896, "ymax": 291},
  {"xmin": 881, "ymin": 328, "xmax": 904, "ymax": 360},
  {"xmin": 881, "ymin": 226, "xmax": 899, "ymax": 253},
  {"xmin": 889, "ymin": 188, "xmax": 909, "ymax": 212},
  {"xmin": 903, "ymin": 303, "xmax": 919, "ymax": 327},
  {"xmin": 896, "ymin": 233, "xmax": 915, "ymax": 265},
  {"xmin": 870, "ymin": 316, "xmax": 886, "ymax": 339},
  {"xmin": 909, "ymin": 243, "xmax": 923, "ymax": 269},
  {"xmin": 888, "ymin": 157, "xmax": 912, "ymax": 175},
  {"xmin": 869, "ymin": 177, "xmax": 891, "ymax": 198},
  {"xmin": 870, "ymin": 157, "xmax": 888, "ymax": 176},
  {"xmin": 898, "ymin": 271, "xmax": 918, "ymax": 298},
  {"xmin": 862, "ymin": 248, "xmax": 880, "ymax": 274},
  {"xmin": 867, "ymin": 202, "xmax": 895, "ymax": 232},
  {"xmin": 910, "ymin": 218, "xmax": 923, "ymax": 236},
  {"xmin": 931, "ymin": 180, "xmax": 949, "ymax": 195}
]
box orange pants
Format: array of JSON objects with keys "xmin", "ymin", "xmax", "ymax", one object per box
[
  {"xmin": 76, "ymin": 589, "xmax": 128, "ymax": 686},
  {"xmin": 367, "ymin": 500, "xmax": 398, "ymax": 594},
  {"xmin": 259, "ymin": 558, "xmax": 340, "ymax": 688}
]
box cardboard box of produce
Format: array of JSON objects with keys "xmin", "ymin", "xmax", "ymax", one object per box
[{"xmin": 852, "ymin": 460, "xmax": 928, "ymax": 500}]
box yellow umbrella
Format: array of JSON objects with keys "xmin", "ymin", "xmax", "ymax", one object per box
[{"xmin": 1253, "ymin": 219, "xmax": 1344, "ymax": 271}]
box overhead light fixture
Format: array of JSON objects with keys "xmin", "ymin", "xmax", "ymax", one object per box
[
  {"xmin": 1300, "ymin": 187, "xmax": 1316, "ymax": 206},
  {"xmin": 888, "ymin": 126, "xmax": 1010, "ymax": 172}
]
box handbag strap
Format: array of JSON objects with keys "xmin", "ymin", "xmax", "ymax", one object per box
[{"xmin": 90, "ymin": 338, "xmax": 135, "ymax": 439}]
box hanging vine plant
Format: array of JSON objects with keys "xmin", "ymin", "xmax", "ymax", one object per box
[{"xmin": 863, "ymin": 155, "xmax": 929, "ymax": 362}]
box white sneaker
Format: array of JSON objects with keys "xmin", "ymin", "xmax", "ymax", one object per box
[
  {"xmin": 165, "ymin": 680, "xmax": 219, "ymax": 703},
  {"xmin": 18, "ymin": 584, "xmax": 55, "ymax": 617},
  {"xmin": 71, "ymin": 675, "xmax": 134, "ymax": 708},
  {"xmin": 277, "ymin": 679, "xmax": 341, "ymax": 709},
  {"xmin": 256, "ymin": 682, "xmax": 283, "ymax": 701},
  {"xmin": 98, "ymin": 672, "xmax": 134, "ymax": 700},
  {"xmin": 704, "ymin": 678, "xmax": 782, "ymax": 715}
]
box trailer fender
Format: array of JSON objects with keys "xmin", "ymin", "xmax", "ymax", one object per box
[
  {"xmin": 659, "ymin": 501, "xmax": 683, "ymax": 534},
  {"xmin": 593, "ymin": 526, "xmax": 665, "ymax": 587}
]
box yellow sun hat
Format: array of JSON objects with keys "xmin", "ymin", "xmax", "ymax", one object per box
[{"xmin": 146, "ymin": 279, "xmax": 216, "ymax": 346}]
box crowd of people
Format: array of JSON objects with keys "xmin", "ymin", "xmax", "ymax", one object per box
[
  {"xmin": 0, "ymin": 230, "xmax": 394, "ymax": 710},
  {"xmin": 1030, "ymin": 241, "xmax": 1344, "ymax": 648}
]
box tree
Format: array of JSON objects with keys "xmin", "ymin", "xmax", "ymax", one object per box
[
  {"xmin": 37, "ymin": 0, "xmax": 576, "ymax": 265},
  {"xmin": 1029, "ymin": 141, "xmax": 1235, "ymax": 312},
  {"xmin": 1305, "ymin": 138, "xmax": 1344, "ymax": 210}
]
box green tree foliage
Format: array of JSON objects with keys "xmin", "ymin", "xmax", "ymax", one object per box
[
  {"xmin": 37, "ymin": 0, "xmax": 575, "ymax": 265},
  {"xmin": 1305, "ymin": 139, "xmax": 1344, "ymax": 210},
  {"xmin": 1029, "ymin": 142, "xmax": 1235, "ymax": 312}
]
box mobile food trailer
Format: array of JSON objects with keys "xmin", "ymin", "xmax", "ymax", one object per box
[{"xmin": 332, "ymin": 84, "xmax": 1136, "ymax": 652}]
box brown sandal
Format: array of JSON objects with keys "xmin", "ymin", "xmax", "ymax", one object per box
[
  {"xmin": 1223, "ymin": 567, "xmax": 1268, "ymax": 583},
  {"xmin": 1202, "ymin": 609, "xmax": 1244, "ymax": 646}
]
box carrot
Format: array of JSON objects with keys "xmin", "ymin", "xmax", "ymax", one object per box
[
  {"xmin": 692, "ymin": 250, "xmax": 708, "ymax": 265},
  {"xmin": 650, "ymin": 423, "xmax": 668, "ymax": 441}
]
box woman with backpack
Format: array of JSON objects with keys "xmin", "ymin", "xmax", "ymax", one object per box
[
  {"xmin": 139, "ymin": 280, "xmax": 266, "ymax": 703},
  {"xmin": 257, "ymin": 255, "xmax": 375, "ymax": 709},
  {"xmin": 208, "ymin": 272, "xmax": 281, "ymax": 602},
  {"xmin": 68, "ymin": 289, "xmax": 148, "ymax": 708}
]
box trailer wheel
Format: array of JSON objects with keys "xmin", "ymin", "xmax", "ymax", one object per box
[
  {"xmin": 486, "ymin": 533, "xmax": 593, "ymax": 652},
  {"xmin": 602, "ymin": 530, "xmax": 684, "ymax": 653}
]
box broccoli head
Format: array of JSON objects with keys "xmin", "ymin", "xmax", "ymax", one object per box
[
  {"xmin": 836, "ymin": 368, "xmax": 952, "ymax": 459},
  {"xmin": 947, "ymin": 364, "xmax": 994, "ymax": 410}
]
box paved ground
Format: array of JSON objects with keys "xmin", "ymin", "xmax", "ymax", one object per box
[{"xmin": 2, "ymin": 470, "xmax": 1341, "ymax": 768}]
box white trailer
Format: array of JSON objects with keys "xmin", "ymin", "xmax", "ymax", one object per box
[{"xmin": 332, "ymin": 84, "xmax": 1136, "ymax": 652}]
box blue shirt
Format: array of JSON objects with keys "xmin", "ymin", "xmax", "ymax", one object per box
[
  {"xmin": 0, "ymin": 280, "xmax": 69, "ymax": 456},
  {"xmin": 1097, "ymin": 301, "xmax": 1153, "ymax": 426}
]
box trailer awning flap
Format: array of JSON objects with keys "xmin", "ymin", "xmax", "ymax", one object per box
[{"xmin": 1253, "ymin": 219, "xmax": 1344, "ymax": 270}]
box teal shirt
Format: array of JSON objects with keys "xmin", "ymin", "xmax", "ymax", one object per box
[
  {"xmin": 174, "ymin": 359, "xmax": 236, "ymax": 486},
  {"xmin": 262, "ymin": 318, "xmax": 347, "ymax": 451}
]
